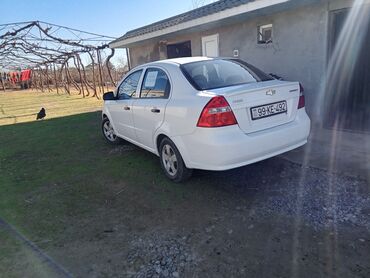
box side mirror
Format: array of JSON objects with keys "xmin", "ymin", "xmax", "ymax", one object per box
[{"xmin": 103, "ymin": 91, "xmax": 115, "ymax": 101}]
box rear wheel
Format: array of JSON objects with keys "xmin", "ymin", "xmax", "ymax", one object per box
[
  {"xmin": 159, "ymin": 138, "xmax": 192, "ymax": 182},
  {"xmin": 102, "ymin": 117, "xmax": 122, "ymax": 145}
]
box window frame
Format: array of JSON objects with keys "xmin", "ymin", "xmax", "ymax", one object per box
[
  {"xmin": 257, "ymin": 24, "xmax": 273, "ymax": 44},
  {"xmin": 116, "ymin": 69, "xmax": 143, "ymax": 100},
  {"xmin": 139, "ymin": 67, "xmax": 172, "ymax": 99}
]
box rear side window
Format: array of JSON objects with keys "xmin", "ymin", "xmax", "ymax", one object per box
[
  {"xmin": 140, "ymin": 68, "xmax": 171, "ymax": 98},
  {"xmin": 181, "ymin": 59, "xmax": 273, "ymax": 90}
]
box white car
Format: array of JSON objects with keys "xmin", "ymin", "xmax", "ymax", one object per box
[{"xmin": 102, "ymin": 57, "xmax": 310, "ymax": 182}]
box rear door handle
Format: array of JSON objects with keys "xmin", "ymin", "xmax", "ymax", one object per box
[
  {"xmin": 123, "ymin": 106, "xmax": 130, "ymax": 110},
  {"xmin": 151, "ymin": 108, "xmax": 160, "ymax": 113}
]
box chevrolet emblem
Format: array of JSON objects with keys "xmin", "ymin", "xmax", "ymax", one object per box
[{"xmin": 266, "ymin": 89, "xmax": 276, "ymax": 96}]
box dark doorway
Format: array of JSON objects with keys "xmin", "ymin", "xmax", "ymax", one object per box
[
  {"xmin": 167, "ymin": 41, "xmax": 192, "ymax": 59},
  {"xmin": 326, "ymin": 8, "xmax": 370, "ymax": 133}
]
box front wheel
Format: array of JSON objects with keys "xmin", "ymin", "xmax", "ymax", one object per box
[
  {"xmin": 102, "ymin": 117, "xmax": 122, "ymax": 145},
  {"xmin": 159, "ymin": 138, "xmax": 192, "ymax": 182}
]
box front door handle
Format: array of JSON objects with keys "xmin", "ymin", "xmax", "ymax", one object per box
[
  {"xmin": 151, "ymin": 108, "xmax": 160, "ymax": 113},
  {"xmin": 123, "ymin": 106, "xmax": 130, "ymax": 110}
]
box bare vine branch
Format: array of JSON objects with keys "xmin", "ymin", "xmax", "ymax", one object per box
[{"xmin": 0, "ymin": 21, "xmax": 128, "ymax": 97}]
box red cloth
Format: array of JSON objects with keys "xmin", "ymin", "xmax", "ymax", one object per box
[
  {"xmin": 21, "ymin": 69, "xmax": 31, "ymax": 81},
  {"xmin": 10, "ymin": 72, "xmax": 18, "ymax": 84}
]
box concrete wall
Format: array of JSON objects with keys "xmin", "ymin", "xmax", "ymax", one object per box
[
  {"xmin": 228, "ymin": 3, "xmax": 328, "ymax": 118},
  {"xmin": 129, "ymin": 42, "xmax": 161, "ymax": 67},
  {"xmin": 127, "ymin": 2, "xmax": 350, "ymax": 119}
]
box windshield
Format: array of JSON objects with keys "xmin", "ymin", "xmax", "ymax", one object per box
[{"xmin": 181, "ymin": 59, "xmax": 273, "ymax": 90}]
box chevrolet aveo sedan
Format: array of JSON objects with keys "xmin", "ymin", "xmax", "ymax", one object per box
[{"xmin": 102, "ymin": 57, "xmax": 310, "ymax": 182}]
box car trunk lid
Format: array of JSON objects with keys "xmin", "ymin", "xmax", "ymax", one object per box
[{"xmin": 209, "ymin": 80, "xmax": 301, "ymax": 134}]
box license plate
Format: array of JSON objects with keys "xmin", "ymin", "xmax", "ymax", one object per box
[{"xmin": 250, "ymin": 101, "xmax": 287, "ymax": 120}]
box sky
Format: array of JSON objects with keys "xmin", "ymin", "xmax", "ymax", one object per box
[
  {"xmin": 0, "ymin": 0, "xmax": 210, "ymax": 38},
  {"xmin": 0, "ymin": 0, "xmax": 214, "ymax": 66}
]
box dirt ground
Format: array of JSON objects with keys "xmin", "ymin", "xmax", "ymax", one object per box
[{"xmin": 28, "ymin": 152, "xmax": 370, "ymax": 278}]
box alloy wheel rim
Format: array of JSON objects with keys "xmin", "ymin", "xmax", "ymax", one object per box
[
  {"xmin": 103, "ymin": 121, "xmax": 116, "ymax": 141},
  {"xmin": 162, "ymin": 144, "xmax": 178, "ymax": 176}
]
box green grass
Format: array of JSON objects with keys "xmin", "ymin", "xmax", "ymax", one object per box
[
  {"xmin": 0, "ymin": 91, "xmax": 157, "ymax": 273},
  {"xmin": 0, "ymin": 90, "xmax": 220, "ymax": 276},
  {"xmin": 0, "ymin": 111, "xmax": 181, "ymax": 235},
  {"xmin": 0, "ymin": 227, "xmax": 59, "ymax": 278},
  {"xmin": 0, "ymin": 89, "xmax": 102, "ymax": 125}
]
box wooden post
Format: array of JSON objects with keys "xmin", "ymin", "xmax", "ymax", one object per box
[
  {"xmin": 53, "ymin": 64, "xmax": 59, "ymax": 95},
  {"xmin": 0, "ymin": 74, "xmax": 5, "ymax": 92},
  {"xmin": 77, "ymin": 54, "xmax": 93, "ymax": 97},
  {"xmin": 64, "ymin": 65, "xmax": 70, "ymax": 95},
  {"xmin": 87, "ymin": 51, "xmax": 98, "ymax": 98},
  {"xmin": 96, "ymin": 50, "xmax": 105, "ymax": 95},
  {"xmin": 66, "ymin": 65, "xmax": 81, "ymax": 94},
  {"xmin": 39, "ymin": 67, "xmax": 44, "ymax": 92},
  {"xmin": 73, "ymin": 55, "xmax": 85, "ymax": 97},
  {"xmin": 45, "ymin": 65, "xmax": 51, "ymax": 92}
]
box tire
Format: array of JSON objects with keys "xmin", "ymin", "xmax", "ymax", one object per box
[
  {"xmin": 101, "ymin": 117, "xmax": 122, "ymax": 145},
  {"xmin": 159, "ymin": 137, "xmax": 193, "ymax": 182}
]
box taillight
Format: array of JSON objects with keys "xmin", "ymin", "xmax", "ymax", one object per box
[
  {"xmin": 298, "ymin": 83, "xmax": 305, "ymax": 109},
  {"xmin": 197, "ymin": 96, "xmax": 237, "ymax": 128}
]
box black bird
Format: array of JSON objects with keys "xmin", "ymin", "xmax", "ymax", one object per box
[{"xmin": 36, "ymin": 108, "xmax": 46, "ymax": 120}]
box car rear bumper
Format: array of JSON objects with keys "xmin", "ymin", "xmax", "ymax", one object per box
[{"xmin": 172, "ymin": 109, "xmax": 311, "ymax": 171}]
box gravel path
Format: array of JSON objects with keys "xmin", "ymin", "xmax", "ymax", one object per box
[
  {"xmin": 127, "ymin": 235, "xmax": 197, "ymax": 278},
  {"xmin": 45, "ymin": 156, "xmax": 370, "ymax": 277},
  {"xmin": 255, "ymin": 167, "xmax": 370, "ymax": 230},
  {"xmin": 207, "ymin": 158, "xmax": 370, "ymax": 231}
]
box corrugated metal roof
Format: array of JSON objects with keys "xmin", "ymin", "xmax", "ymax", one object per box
[{"xmin": 111, "ymin": 0, "xmax": 252, "ymax": 44}]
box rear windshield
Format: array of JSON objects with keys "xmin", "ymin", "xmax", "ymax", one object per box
[{"xmin": 181, "ymin": 59, "xmax": 273, "ymax": 90}]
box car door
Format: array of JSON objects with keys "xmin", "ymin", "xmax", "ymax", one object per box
[
  {"xmin": 106, "ymin": 70, "xmax": 143, "ymax": 141},
  {"xmin": 132, "ymin": 67, "xmax": 171, "ymax": 151}
]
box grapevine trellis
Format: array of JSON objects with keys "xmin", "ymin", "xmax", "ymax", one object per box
[{"xmin": 0, "ymin": 21, "xmax": 126, "ymax": 98}]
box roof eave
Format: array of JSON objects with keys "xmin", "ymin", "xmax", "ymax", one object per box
[{"xmin": 109, "ymin": 0, "xmax": 289, "ymax": 48}]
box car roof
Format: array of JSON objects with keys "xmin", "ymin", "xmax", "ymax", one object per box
[
  {"xmin": 165, "ymin": 56, "xmax": 215, "ymax": 64},
  {"xmin": 144, "ymin": 56, "xmax": 215, "ymax": 67}
]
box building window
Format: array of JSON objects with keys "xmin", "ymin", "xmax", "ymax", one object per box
[
  {"xmin": 167, "ymin": 41, "xmax": 192, "ymax": 59},
  {"xmin": 258, "ymin": 24, "xmax": 273, "ymax": 44}
]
